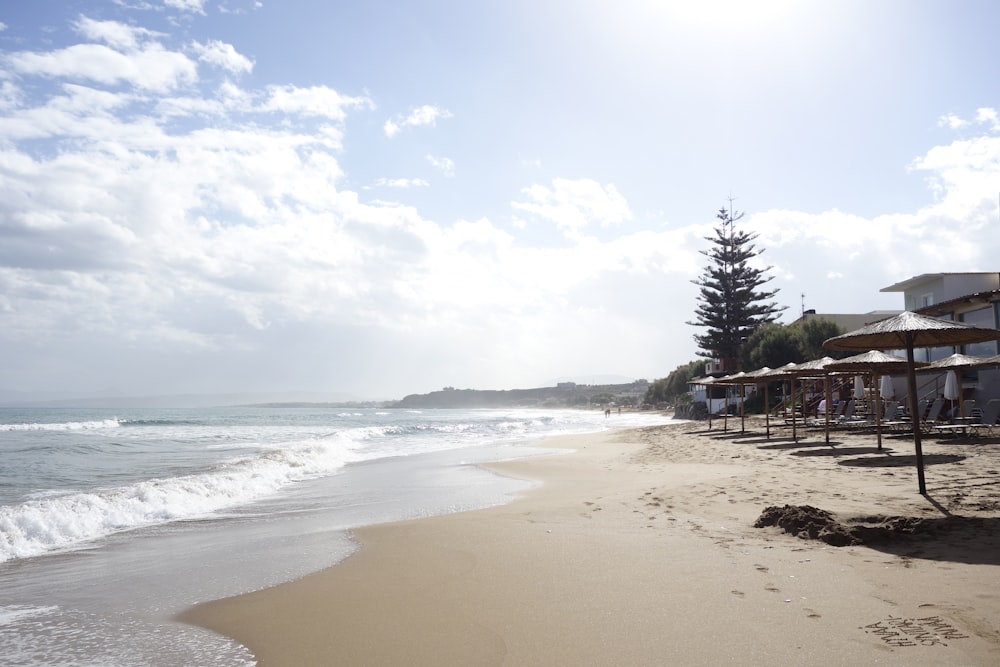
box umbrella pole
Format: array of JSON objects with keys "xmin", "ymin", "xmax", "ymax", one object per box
[
  {"xmin": 765, "ymin": 382, "xmax": 771, "ymax": 439},
  {"xmin": 960, "ymin": 376, "xmax": 965, "ymax": 418},
  {"xmin": 824, "ymin": 375, "xmax": 832, "ymax": 444},
  {"xmin": 707, "ymin": 385, "xmax": 712, "ymax": 431},
  {"xmin": 740, "ymin": 383, "xmax": 746, "ymax": 434},
  {"xmin": 723, "ymin": 386, "xmax": 729, "ymax": 433},
  {"xmin": 874, "ymin": 372, "xmax": 883, "ymax": 450},
  {"xmin": 905, "ymin": 336, "xmax": 927, "ymax": 495},
  {"xmin": 791, "ymin": 379, "xmax": 798, "ymax": 442}
]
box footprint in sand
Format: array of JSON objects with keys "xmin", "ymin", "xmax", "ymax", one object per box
[
  {"xmin": 731, "ymin": 590, "xmax": 745, "ymax": 597},
  {"xmin": 765, "ymin": 584, "xmax": 780, "ymax": 592},
  {"xmin": 754, "ymin": 564, "xmax": 769, "ymax": 573}
]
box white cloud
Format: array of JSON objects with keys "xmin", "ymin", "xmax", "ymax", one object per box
[
  {"xmin": 263, "ymin": 84, "xmax": 373, "ymax": 120},
  {"xmin": 426, "ymin": 155, "xmax": 454, "ymax": 176},
  {"xmin": 976, "ymin": 107, "xmax": 1000, "ymax": 131},
  {"xmin": 74, "ymin": 17, "xmax": 161, "ymax": 51},
  {"xmin": 512, "ymin": 178, "xmax": 632, "ymax": 238},
  {"xmin": 218, "ymin": 2, "xmax": 264, "ymax": 15},
  {"xmin": 939, "ymin": 113, "xmax": 967, "ymax": 130},
  {"xmin": 938, "ymin": 107, "xmax": 1000, "ymax": 133},
  {"xmin": 384, "ymin": 104, "xmax": 452, "ymax": 137},
  {"xmin": 192, "ymin": 39, "xmax": 254, "ymax": 74},
  {"xmin": 165, "ymin": 0, "xmax": 207, "ymax": 14},
  {"xmin": 374, "ymin": 177, "xmax": 429, "ymax": 188},
  {"xmin": 5, "ymin": 39, "xmax": 197, "ymax": 93},
  {"xmin": 0, "ymin": 80, "xmax": 23, "ymax": 112}
]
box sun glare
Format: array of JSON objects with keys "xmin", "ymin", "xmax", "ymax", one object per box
[{"xmin": 665, "ymin": 0, "xmax": 803, "ymax": 28}]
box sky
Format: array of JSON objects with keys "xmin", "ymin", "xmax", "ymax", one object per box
[{"xmin": 2, "ymin": 0, "xmax": 1000, "ymax": 401}]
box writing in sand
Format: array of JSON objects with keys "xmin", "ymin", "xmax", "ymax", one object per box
[{"xmin": 863, "ymin": 615, "xmax": 970, "ymax": 648}]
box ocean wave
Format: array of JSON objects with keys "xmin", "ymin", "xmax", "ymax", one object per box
[
  {"xmin": 118, "ymin": 418, "xmax": 204, "ymax": 427},
  {"xmin": 0, "ymin": 605, "xmax": 59, "ymax": 627},
  {"xmin": 0, "ymin": 419, "xmax": 122, "ymax": 432},
  {"xmin": 0, "ymin": 432, "xmax": 367, "ymax": 563}
]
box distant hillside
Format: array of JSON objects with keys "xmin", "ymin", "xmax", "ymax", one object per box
[{"xmin": 393, "ymin": 381, "xmax": 650, "ymax": 409}]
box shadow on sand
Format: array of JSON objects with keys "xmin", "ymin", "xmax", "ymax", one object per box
[
  {"xmin": 837, "ymin": 453, "xmax": 967, "ymax": 468},
  {"xmin": 792, "ymin": 446, "xmax": 892, "ymax": 458},
  {"xmin": 756, "ymin": 440, "xmax": 846, "ymax": 450}
]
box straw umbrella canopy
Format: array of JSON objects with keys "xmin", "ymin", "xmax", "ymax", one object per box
[
  {"xmin": 824, "ymin": 349, "xmax": 916, "ymax": 373},
  {"xmin": 825, "ymin": 350, "xmax": 921, "ymax": 450},
  {"xmin": 920, "ymin": 352, "xmax": 1000, "ymax": 371},
  {"xmin": 824, "ymin": 311, "xmax": 1000, "ymax": 495}
]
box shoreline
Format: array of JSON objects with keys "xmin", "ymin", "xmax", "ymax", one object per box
[{"xmin": 180, "ymin": 420, "xmax": 1000, "ymax": 665}]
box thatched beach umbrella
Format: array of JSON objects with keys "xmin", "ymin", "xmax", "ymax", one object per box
[
  {"xmin": 783, "ymin": 356, "xmax": 839, "ymax": 443},
  {"xmin": 740, "ymin": 366, "xmax": 773, "ymax": 437},
  {"xmin": 825, "ymin": 350, "xmax": 920, "ymax": 450},
  {"xmin": 753, "ymin": 361, "xmax": 812, "ymax": 441},
  {"xmin": 918, "ymin": 353, "xmax": 1000, "ymax": 418},
  {"xmin": 824, "ymin": 311, "xmax": 1000, "ymax": 495},
  {"xmin": 689, "ymin": 376, "xmax": 717, "ymax": 430},
  {"xmin": 711, "ymin": 372, "xmax": 749, "ymax": 433}
]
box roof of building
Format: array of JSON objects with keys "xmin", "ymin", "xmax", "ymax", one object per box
[
  {"xmin": 881, "ymin": 272, "xmax": 1000, "ymax": 293},
  {"xmin": 791, "ymin": 310, "xmax": 901, "ymax": 330},
  {"xmin": 914, "ymin": 288, "xmax": 1000, "ymax": 316}
]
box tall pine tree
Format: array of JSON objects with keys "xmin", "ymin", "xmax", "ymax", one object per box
[{"xmin": 688, "ymin": 205, "xmax": 785, "ymax": 371}]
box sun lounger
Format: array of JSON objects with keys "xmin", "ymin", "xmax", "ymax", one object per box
[
  {"xmin": 828, "ymin": 400, "xmax": 872, "ymax": 429},
  {"xmin": 920, "ymin": 398, "xmax": 946, "ymax": 432},
  {"xmin": 933, "ymin": 399, "xmax": 1000, "ymax": 438},
  {"xmin": 879, "ymin": 401, "xmax": 914, "ymax": 431},
  {"xmin": 967, "ymin": 399, "xmax": 1000, "ymax": 436}
]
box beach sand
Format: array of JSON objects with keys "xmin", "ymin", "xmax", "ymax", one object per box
[{"xmin": 180, "ymin": 418, "xmax": 1000, "ymax": 666}]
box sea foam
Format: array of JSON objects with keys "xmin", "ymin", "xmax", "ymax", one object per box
[
  {"xmin": 0, "ymin": 429, "xmax": 370, "ymax": 563},
  {"xmin": 0, "ymin": 419, "xmax": 121, "ymax": 432}
]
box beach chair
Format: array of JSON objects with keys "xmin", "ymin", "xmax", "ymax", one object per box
[
  {"xmin": 832, "ymin": 400, "xmax": 855, "ymax": 425},
  {"xmin": 920, "ymin": 398, "xmax": 946, "ymax": 432},
  {"xmin": 834, "ymin": 400, "xmax": 870, "ymax": 428},
  {"xmin": 968, "ymin": 399, "xmax": 1000, "ymax": 436},
  {"xmin": 881, "ymin": 401, "xmax": 913, "ymax": 432}
]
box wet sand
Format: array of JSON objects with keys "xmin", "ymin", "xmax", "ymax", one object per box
[{"xmin": 181, "ymin": 418, "xmax": 1000, "ymax": 665}]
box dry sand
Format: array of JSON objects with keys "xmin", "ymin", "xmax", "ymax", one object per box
[{"xmin": 180, "ymin": 417, "xmax": 1000, "ymax": 666}]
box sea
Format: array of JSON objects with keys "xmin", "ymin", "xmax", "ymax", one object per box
[{"xmin": 0, "ymin": 405, "xmax": 674, "ymax": 666}]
